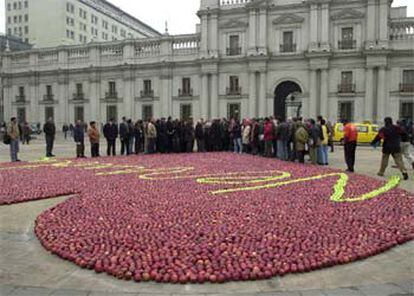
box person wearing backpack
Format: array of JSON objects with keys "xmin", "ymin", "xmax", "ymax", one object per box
[{"xmin": 7, "ymin": 117, "xmax": 21, "ymax": 162}]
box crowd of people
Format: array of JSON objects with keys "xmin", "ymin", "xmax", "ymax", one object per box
[{"xmin": 2, "ymin": 115, "xmax": 413, "ymax": 180}]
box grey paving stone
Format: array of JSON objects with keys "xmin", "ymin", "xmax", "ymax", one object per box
[
  {"xmin": 396, "ymin": 281, "xmax": 414, "ymax": 293},
  {"xmin": 49, "ymin": 289, "xmax": 90, "ymax": 296},
  {"xmin": 359, "ymin": 283, "xmax": 407, "ymax": 296},
  {"xmin": 319, "ymin": 288, "xmax": 363, "ymax": 296},
  {"xmin": 0, "ymin": 285, "xmax": 17, "ymax": 296},
  {"xmin": 299, "ymin": 290, "xmax": 326, "ymax": 296},
  {"xmin": 8, "ymin": 286, "xmax": 52, "ymax": 296}
]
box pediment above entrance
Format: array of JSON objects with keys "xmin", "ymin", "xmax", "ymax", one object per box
[
  {"xmin": 272, "ymin": 14, "xmax": 305, "ymax": 26},
  {"xmin": 220, "ymin": 19, "xmax": 249, "ymax": 29},
  {"xmin": 331, "ymin": 8, "xmax": 364, "ymax": 20}
]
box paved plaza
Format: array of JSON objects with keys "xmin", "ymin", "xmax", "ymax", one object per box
[{"xmin": 0, "ymin": 135, "xmax": 413, "ymax": 296}]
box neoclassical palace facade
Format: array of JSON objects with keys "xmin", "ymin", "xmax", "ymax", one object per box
[{"xmin": 1, "ymin": 0, "xmax": 413, "ymax": 126}]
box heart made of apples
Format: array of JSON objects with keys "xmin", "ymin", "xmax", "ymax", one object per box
[{"xmin": 0, "ymin": 153, "xmax": 413, "ymax": 283}]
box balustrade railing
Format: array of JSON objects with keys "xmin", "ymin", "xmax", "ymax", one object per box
[
  {"xmin": 400, "ymin": 83, "xmax": 414, "ymax": 93},
  {"xmin": 100, "ymin": 45, "xmax": 123, "ymax": 61},
  {"xmin": 38, "ymin": 51, "xmax": 58, "ymax": 65},
  {"xmin": 134, "ymin": 41, "xmax": 160, "ymax": 57},
  {"xmin": 68, "ymin": 48, "xmax": 89, "ymax": 63},
  {"xmin": 220, "ymin": 0, "xmax": 251, "ymax": 7},
  {"xmin": 172, "ymin": 35, "xmax": 200, "ymax": 55},
  {"xmin": 226, "ymin": 87, "xmax": 242, "ymax": 96},
  {"xmin": 338, "ymin": 84, "xmax": 356, "ymax": 94},
  {"xmin": 390, "ymin": 19, "xmax": 414, "ymax": 40}
]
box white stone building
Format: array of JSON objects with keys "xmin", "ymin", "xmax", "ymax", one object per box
[
  {"xmin": 1, "ymin": 0, "xmax": 413, "ymax": 126},
  {"xmin": 4, "ymin": 0, "xmax": 161, "ymax": 47}
]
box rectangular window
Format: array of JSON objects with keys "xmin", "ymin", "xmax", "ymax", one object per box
[
  {"xmin": 18, "ymin": 86, "xmax": 25, "ymax": 96},
  {"xmin": 339, "ymin": 72, "xmax": 354, "ymax": 93},
  {"xmin": 227, "ymin": 103, "xmax": 241, "ymax": 120},
  {"xmin": 19, "ymin": 15, "xmax": 22, "ymax": 23},
  {"xmin": 13, "ymin": 2, "xmax": 17, "ymax": 9},
  {"xmin": 338, "ymin": 101, "xmax": 354, "ymax": 122},
  {"xmin": 403, "ymin": 70, "xmax": 414, "ymax": 84},
  {"xmin": 74, "ymin": 106, "xmax": 84, "ymax": 122},
  {"xmin": 400, "ymin": 102, "xmax": 414, "ymax": 122},
  {"xmin": 17, "ymin": 108, "xmax": 26, "ymax": 124},
  {"xmin": 120, "ymin": 29, "xmax": 126, "ymax": 37},
  {"xmin": 18, "ymin": 1, "xmax": 21, "ymax": 9},
  {"xmin": 142, "ymin": 105, "xmax": 153, "ymax": 121},
  {"xmin": 228, "ymin": 35, "xmax": 240, "ymax": 56},
  {"xmin": 102, "ymin": 20, "xmax": 108, "ymax": 30},
  {"xmin": 14, "ymin": 16, "xmax": 17, "ymax": 23},
  {"xmin": 76, "ymin": 83, "xmax": 83, "ymax": 95},
  {"xmin": 24, "ymin": 26, "xmax": 28, "ymax": 34},
  {"xmin": 143, "ymin": 80, "xmax": 152, "ymax": 95},
  {"xmin": 107, "ymin": 105, "xmax": 118, "ymax": 123},
  {"xmin": 66, "ymin": 2, "xmax": 74, "ymax": 13},
  {"xmin": 24, "ymin": 14, "xmax": 28, "ymax": 22},
  {"xmin": 229, "ymin": 76, "xmax": 240, "ymax": 94},
  {"xmin": 282, "ymin": 31, "xmax": 295, "ymax": 52},
  {"xmin": 8, "ymin": 28, "xmax": 12, "ymax": 35},
  {"xmin": 46, "ymin": 85, "xmax": 52, "ymax": 96},
  {"xmin": 112, "ymin": 25, "xmax": 118, "ymax": 34},
  {"xmin": 108, "ymin": 81, "xmax": 116, "ymax": 96},
  {"xmin": 24, "ymin": 1, "xmax": 28, "ymax": 8},
  {"xmin": 45, "ymin": 107, "xmax": 54, "ymax": 123},
  {"xmin": 7, "ymin": 3, "xmax": 11, "ymax": 10},
  {"xmin": 182, "ymin": 78, "xmax": 191, "ymax": 95},
  {"xmin": 180, "ymin": 104, "xmax": 192, "ymax": 121},
  {"xmin": 7, "ymin": 17, "xmax": 11, "ymax": 24},
  {"xmin": 339, "ymin": 27, "xmax": 355, "ymax": 50}
]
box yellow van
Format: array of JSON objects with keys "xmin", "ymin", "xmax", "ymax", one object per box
[{"xmin": 333, "ymin": 122, "xmax": 380, "ymax": 144}]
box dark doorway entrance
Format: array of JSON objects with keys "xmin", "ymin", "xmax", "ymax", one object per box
[{"xmin": 274, "ymin": 81, "xmax": 302, "ymax": 120}]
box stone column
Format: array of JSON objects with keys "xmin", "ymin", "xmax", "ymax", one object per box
[
  {"xmin": 376, "ymin": 66, "xmax": 387, "ymax": 122},
  {"xmin": 259, "ymin": 71, "xmax": 267, "ymax": 117},
  {"xmin": 57, "ymin": 72, "xmax": 68, "ymax": 126},
  {"xmin": 210, "ymin": 14, "xmax": 218, "ymax": 57},
  {"xmin": 321, "ymin": 3, "xmax": 330, "ymax": 50},
  {"xmin": 364, "ymin": 67, "xmax": 374, "ymax": 122},
  {"xmin": 201, "ymin": 14, "xmax": 209, "ymax": 56},
  {"xmin": 89, "ymin": 72, "xmax": 100, "ymax": 122},
  {"xmin": 123, "ymin": 70, "xmax": 135, "ymax": 120},
  {"xmin": 249, "ymin": 71, "xmax": 257, "ymax": 118},
  {"xmin": 160, "ymin": 74, "xmax": 172, "ymax": 118},
  {"xmin": 29, "ymin": 73, "xmax": 39, "ymax": 123},
  {"xmin": 320, "ymin": 69, "xmax": 329, "ymax": 118},
  {"xmin": 366, "ymin": 0, "xmax": 376, "ymax": 43},
  {"xmin": 201, "ymin": 74, "xmax": 209, "ymax": 120},
  {"xmin": 258, "ymin": 9, "xmax": 267, "ymax": 54},
  {"xmin": 309, "ymin": 70, "xmax": 317, "ymax": 119},
  {"xmin": 211, "ymin": 73, "xmax": 219, "ymax": 119},
  {"xmin": 248, "ymin": 9, "xmax": 257, "ymax": 54},
  {"xmin": 379, "ymin": 0, "xmax": 389, "ymax": 41},
  {"xmin": 3, "ymin": 79, "xmax": 12, "ymax": 121},
  {"xmin": 309, "ymin": 4, "xmax": 318, "ymax": 49}
]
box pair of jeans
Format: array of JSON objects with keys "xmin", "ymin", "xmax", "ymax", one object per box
[
  {"xmin": 120, "ymin": 138, "xmax": 130, "ymax": 155},
  {"xmin": 277, "ymin": 140, "xmax": 288, "ymax": 160},
  {"xmin": 45, "ymin": 135, "xmax": 54, "ymax": 156},
  {"xmin": 233, "ymin": 138, "xmax": 242, "ymax": 153},
  {"xmin": 10, "ymin": 139, "xmax": 19, "ymax": 162},
  {"xmin": 344, "ymin": 141, "xmax": 357, "ymax": 171},
  {"xmin": 319, "ymin": 144, "xmax": 329, "ymax": 165},
  {"xmin": 107, "ymin": 139, "xmax": 116, "ymax": 156}
]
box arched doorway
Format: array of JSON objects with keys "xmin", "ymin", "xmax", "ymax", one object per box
[{"xmin": 274, "ymin": 81, "xmax": 302, "ymax": 120}]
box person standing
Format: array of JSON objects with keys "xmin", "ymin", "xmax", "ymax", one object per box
[
  {"xmin": 22, "ymin": 122, "xmax": 31, "ymax": 145},
  {"xmin": 119, "ymin": 117, "xmax": 130, "ymax": 155},
  {"xmin": 133, "ymin": 120, "xmax": 144, "ymax": 154},
  {"xmin": 276, "ymin": 119, "xmax": 289, "ymax": 161},
  {"xmin": 195, "ymin": 119, "xmax": 205, "ymax": 152},
  {"xmin": 74, "ymin": 120, "xmax": 85, "ymax": 158},
  {"xmin": 242, "ymin": 119, "xmax": 251, "ymax": 153},
  {"xmin": 62, "ymin": 123, "xmax": 69, "ymax": 140},
  {"xmin": 319, "ymin": 119, "xmax": 330, "ymax": 165},
  {"xmin": 230, "ymin": 119, "xmax": 242, "ymax": 154},
  {"xmin": 43, "ymin": 117, "xmax": 56, "ymax": 157},
  {"xmin": 147, "ymin": 118, "xmax": 157, "ymax": 154},
  {"xmin": 7, "ymin": 117, "xmax": 21, "ymax": 162},
  {"xmin": 87, "ymin": 121, "xmax": 100, "ymax": 158},
  {"xmin": 343, "ymin": 119, "xmax": 358, "ymax": 172},
  {"xmin": 308, "ymin": 119, "xmax": 322, "ymax": 165},
  {"xmin": 103, "ymin": 118, "xmax": 118, "ymax": 156},
  {"xmin": 263, "ymin": 118, "xmax": 274, "ymax": 157},
  {"xmin": 372, "ymin": 117, "xmax": 408, "ymax": 180},
  {"xmin": 294, "ymin": 120, "xmax": 309, "ymax": 164}
]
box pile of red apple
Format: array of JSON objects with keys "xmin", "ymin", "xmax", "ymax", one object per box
[{"xmin": 1, "ymin": 153, "xmax": 413, "ymax": 283}]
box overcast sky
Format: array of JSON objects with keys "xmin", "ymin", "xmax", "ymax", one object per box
[{"xmin": 0, "ymin": 0, "xmax": 412, "ymax": 35}]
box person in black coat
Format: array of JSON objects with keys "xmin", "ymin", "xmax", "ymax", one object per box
[
  {"xmin": 372, "ymin": 117, "xmax": 408, "ymax": 180},
  {"xmin": 103, "ymin": 118, "xmax": 118, "ymax": 156},
  {"xmin": 166, "ymin": 117, "xmax": 174, "ymax": 153},
  {"xmin": 119, "ymin": 117, "xmax": 130, "ymax": 155},
  {"xmin": 73, "ymin": 120, "xmax": 85, "ymax": 158},
  {"xmin": 195, "ymin": 119, "xmax": 205, "ymax": 152},
  {"xmin": 43, "ymin": 117, "xmax": 56, "ymax": 157},
  {"xmin": 133, "ymin": 120, "xmax": 144, "ymax": 154}
]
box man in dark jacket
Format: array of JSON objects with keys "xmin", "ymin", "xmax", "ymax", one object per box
[
  {"xmin": 195, "ymin": 119, "xmax": 205, "ymax": 152},
  {"xmin": 119, "ymin": 117, "xmax": 130, "ymax": 155},
  {"xmin": 103, "ymin": 118, "xmax": 118, "ymax": 156},
  {"xmin": 372, "ymin": 117, "xmax": 408, "ymax": 180},
  {"xmin": 74, "ymin": 120, "xmax": 85, "ymax": 158},
  {"xmin": 43, "ymin": 117, "xmax": 56, "ymax": 157}
]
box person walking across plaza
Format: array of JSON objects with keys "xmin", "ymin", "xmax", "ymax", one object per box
[
  {"xmin": 398, "ymin": 119, "xmax": 414, "ymax": 170},
  {"xmin": 372, "ymin": 117, "xmax": 409, "ymax": 180},
  {"xmin": 103, "ymin": 118, "xmax": 118, "ymax": 156},
  {"xmin": 343, "ymin": 119, "xmax": 358, "ymax": 172},
  {"xmin": 7, "ymin": 117, "xmax": 21, "ymax": 162},
  {"xmin": 43, "ymin": 117, "xmax": 56, "ymax": 157},
  {"xmin": 74, "ymin": 120, "xmax": 85, "ymax": 158},
  {"xmin": 87, "ymin": 121, "xmax": 100, "ymax": 158}
]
